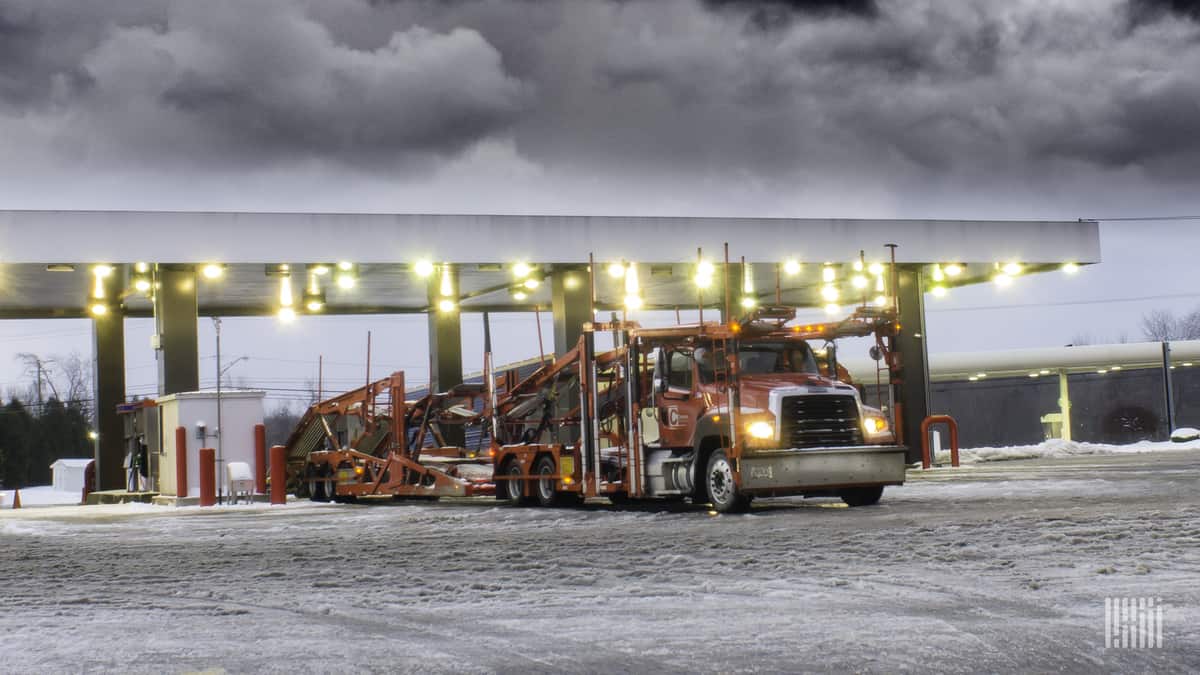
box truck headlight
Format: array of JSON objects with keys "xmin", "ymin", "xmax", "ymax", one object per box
[
  {"xmin": 746, "ymin": 420, "xmax": 774, "ymax": 439},
  {"xmin": 864, "ymin": 415, "xmax": 888, "ymax": 434}
]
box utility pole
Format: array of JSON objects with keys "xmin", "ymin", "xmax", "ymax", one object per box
[{"xmin": 214, "ymin": 317, "xmax": 224, "ymax": 505}]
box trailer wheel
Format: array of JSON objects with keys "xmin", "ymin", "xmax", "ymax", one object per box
[
  {"xmin": 501, "ymin": 459, "xmax": 533, "ymax": 506},
  {"xmin": 840, "ymin": 486, "xmax": 884, "ymax": 507},
  {"xmin": 706, "ymin": 450, "xmax": 750, "ymax": 513},
  {"xmin": 534, "ymin": 455, "xmax": 563, "ymax": 507}
]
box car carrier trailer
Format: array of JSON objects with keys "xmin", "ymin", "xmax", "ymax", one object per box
[{"xmin": 290, "ymin": 300, "xmax": 909, "ymax": 513}]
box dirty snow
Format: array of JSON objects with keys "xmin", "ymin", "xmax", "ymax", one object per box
[
  {"xmin": 1, "ymin": 451, "xmax": 1198, "ymax": 673},
  {"xmin": 931, "ymin": 437, "xmax": 1200, "ymax": 465}
]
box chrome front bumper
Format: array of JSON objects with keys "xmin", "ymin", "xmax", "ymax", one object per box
[{"xmin": 738, "ymin": 445, "xmax": 907, "ymax": 494}]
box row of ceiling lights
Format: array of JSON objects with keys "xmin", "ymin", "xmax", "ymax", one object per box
[
  {"xmin": 928, "ymin": 261, "xmax": 1081, "ymax": 298},
  {"xmin": 85, "ymin": 258, "xmax": 1088, "ymax": 319},
  {"xmin": 967, "ymin": 359, "xmax": 1194, "ymax": 382},
  {"xmin": 87, "ymin": 262, "xmax": 360, "ymax": 320}
]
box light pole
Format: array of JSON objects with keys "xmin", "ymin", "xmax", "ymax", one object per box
[{"xmin": 211, "ymin": 319, "xmax": 251, "ymax": 504}]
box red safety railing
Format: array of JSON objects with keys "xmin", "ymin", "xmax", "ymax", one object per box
[{"xmin": 920, "ymin": 415, "xmax": 959, "ymax": 469}]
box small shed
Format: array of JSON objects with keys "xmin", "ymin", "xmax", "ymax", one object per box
[{"xmin": 51, "ymin": 458, "xmax": 93, "ymax": 494}]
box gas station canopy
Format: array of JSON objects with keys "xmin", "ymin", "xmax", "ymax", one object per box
[{"xmin": 0, "ymin": 211, "xmax": 1100, "ymax": 317}]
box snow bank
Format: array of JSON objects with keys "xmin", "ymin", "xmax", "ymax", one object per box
[
  {"xmin": 0, "ymin": 486, "xmax": 81, "ymax": 507},
  {"xmin": 933, "ymin": 437, "xmax": 1200, "ymax": 465}
]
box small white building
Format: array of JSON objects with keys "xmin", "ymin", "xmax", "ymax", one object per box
[
  {"xmin": 51, "ymin": 458, "xmax": 93, "ymax": 494},
  {"xmin": 158, "ymin": 390, "xmax": 266, "ymax": 497}
]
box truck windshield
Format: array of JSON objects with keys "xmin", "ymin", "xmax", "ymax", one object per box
[{"xmin": 696, "ymin": 341, "xmax": 819, "ymax": 381}]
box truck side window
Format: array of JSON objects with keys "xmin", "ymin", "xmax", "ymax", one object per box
[{"xmin": 668, "ymin": 351, "xmax": 693, "ymax": 390}]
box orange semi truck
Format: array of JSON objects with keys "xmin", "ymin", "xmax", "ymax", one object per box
[{"xmin": 293, "ymin": 304, "xmax": 907, "ymax": 512}]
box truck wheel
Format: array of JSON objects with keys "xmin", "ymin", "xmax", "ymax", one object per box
[
  {"xmin": 534, "ymin": 455, "xmax": 563, "ymax": 507},
  {"xmin": 706, "ymin": 450, "xmax": 750, "ymax": 513},
  {"xmin": 840, "ymin": 486, "xmax": 884, "ymax": 507},
  {"xmin": 309, "ymin": 480, "xmax": 328, "ymax": 502},
  {"xmin": 501, "ymin": 460, "xmax": 532, "ymax": 506}
]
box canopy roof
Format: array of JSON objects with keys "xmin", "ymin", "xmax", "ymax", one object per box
[{"xmin": 0, "ymin": 211, "xmax": 1100, "ymax": 318}]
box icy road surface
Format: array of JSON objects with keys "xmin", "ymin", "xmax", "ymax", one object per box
[{"xmin": 2, "ymin": 451, "xmax": 1198, "ymax": 674}]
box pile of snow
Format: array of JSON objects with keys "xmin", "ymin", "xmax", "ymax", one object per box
[
  {"xmin": 932, "ymin": 437, "xmax": 1200, "ymax": 465},
  {"xmin": 0, "ymin": 486, "xmax": 81, "ymax": 507},
  {"xmin": 1171, "ymin": 427, "xmax": 1200, "ymax": 442}
]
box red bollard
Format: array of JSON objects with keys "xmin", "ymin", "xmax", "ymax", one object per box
[
  {"xmin": 198, "ymin": 447, "xmax": 216, "ymax": 507},
  {"xmin": 269, "ymin": 445, "xmax": 287, "ymax": 505},
  {"xmin": 175, "ymin": 426, "xmax": 189, "ymax": 498},
  {"xmin": 920, "ymin": 415, "xmax": 960, "ymax": 470},
  {"xmin": 254, "ymin": 424, "xmax": 267, "ymax": 494}
]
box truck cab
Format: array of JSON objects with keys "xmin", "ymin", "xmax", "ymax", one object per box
[{"xmin": 632, "ymin": 314, "xmax": 906, "ymax": 512}]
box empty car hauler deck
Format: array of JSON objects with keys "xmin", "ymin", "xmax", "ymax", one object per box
[{"xmin": 292, "ymin": 301, "xmax": 909, "ymax": 513}]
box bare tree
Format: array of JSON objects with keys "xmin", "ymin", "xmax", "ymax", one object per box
[
  {"xmin": 1141, "ymin": 307, "xmax": 1200, "ymax": 341},
  {"xmin": 15, "ymin": 353, "xmax": 58, "ymax": 406},
  {"xmin": 1068, "ymin": 333, "xmax": 1094, "ymax": 346},
  {"xmin": 49, "ymin": 353, "xmax": 93, "ymax": 405}
]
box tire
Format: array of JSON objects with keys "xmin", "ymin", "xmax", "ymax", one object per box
[
  {"xmin": 706, "ymin": 450, "xmax": 750, "ymax": 513},
  {"xmin": 502, "ymin": 460, "xmax": 532, "ymax": 506},
  {"xmin": 840, "ymin": 486, "xmax": 884, "ymax": 507},
  {"xmin": 309, "ymin": 479, "xmax": 328, "ymax": 502},
  {"xmin": 535, "ymin": 455, "xmax": 569, "ymax": 507}
]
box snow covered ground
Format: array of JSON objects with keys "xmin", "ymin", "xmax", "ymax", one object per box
[
  {"xmin": 0, "ymin": 486, "xmax": 82, "ymax": 508},
  {"xmin": 1, "ymin": 450, "xmax": 1198, "ymax": 673}
]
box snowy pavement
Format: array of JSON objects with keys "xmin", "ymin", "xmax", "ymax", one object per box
[{"xmin": 1, "ymin": 450, "xmax": 1198, "ymax": 673}]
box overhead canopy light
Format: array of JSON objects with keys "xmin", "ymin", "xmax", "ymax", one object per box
[
  {"xmin": 695, "ymin": 260, "xmax": 715, "ymax": 289},
  {"xmin": 414, "ymin": 260, "xmax": 435, "ymax": 277},
  {"xmin": 783, "ymin": 259, "xmax": 801, "ymax": 276}
]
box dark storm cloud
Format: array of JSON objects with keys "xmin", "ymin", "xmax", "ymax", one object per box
[
  {"xmin": 1128, "ymin": 0, "xmax": 1200, "ymax": 23},
  {"xmin": 0, "ymin": 0, "xmax": 528, "ymax": 168},
  {"xmin": 0, "ymin": 0, "xmax": 1198, "ymax": 216}
]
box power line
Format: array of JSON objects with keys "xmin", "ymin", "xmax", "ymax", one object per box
[
  {"xmin": 928, "ymin": 291, "xmax": 1200, "ymax": 314},
  {"xmin": 1088, "ymin": 216, "xmax": 1200, "ymax": 222}
]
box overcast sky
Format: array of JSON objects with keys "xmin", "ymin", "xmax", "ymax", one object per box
[{"xmin": 1, "ymin": 0, "xmax": 1198, "ymax": 407}]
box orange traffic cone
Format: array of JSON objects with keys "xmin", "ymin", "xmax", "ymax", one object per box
[{"xmin": 12, "ymin": 489, "xmax": 21, "ymax": 509}]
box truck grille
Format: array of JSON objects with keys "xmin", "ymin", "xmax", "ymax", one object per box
[{"xmin": 779, "ymin": 395, "xmax": 863, "ymax": 448}]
